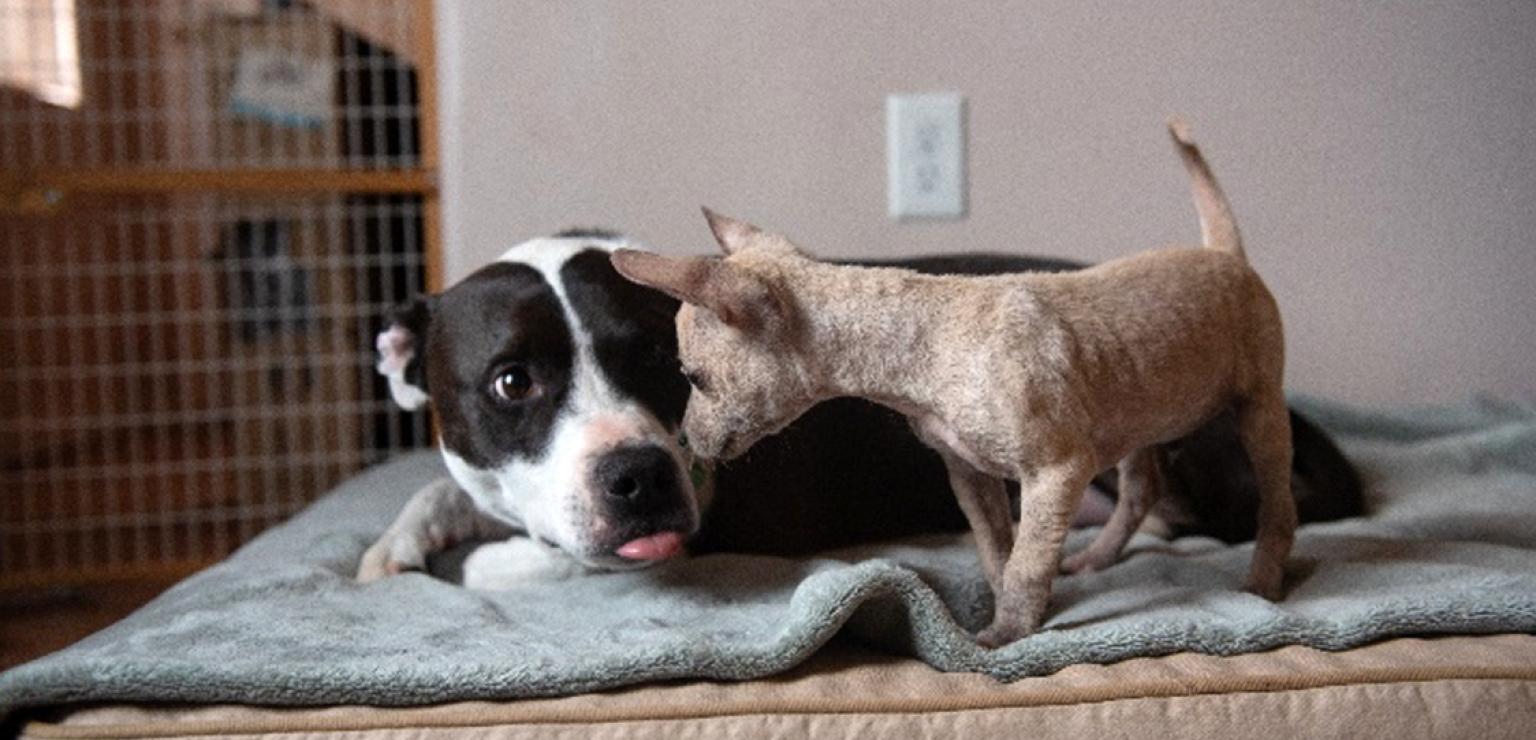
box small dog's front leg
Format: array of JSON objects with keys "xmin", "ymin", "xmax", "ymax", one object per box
[
  {"xmin": 937, "ymin": 452, "xmax": 1014, "ymax": 596},
  {"xmin": 1061, "ymin": 446, "xmax": 1165, "ymax": 575},
  {"xmin": 977, "ymin": 461, "xmax": 1094, "ymax": 648},
  {"xmin": 356, "ymin": 477, "xmax": 516, "ymax": 582}
]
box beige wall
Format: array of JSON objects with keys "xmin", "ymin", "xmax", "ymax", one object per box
[{"xmin": 436, "ymin": 1, "xmax": 1536, "ymax": 406}]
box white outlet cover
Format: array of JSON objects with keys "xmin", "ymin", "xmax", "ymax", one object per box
[{"xmin": 886, "ymin": 93, "xmax": 966, "ymax": 219}]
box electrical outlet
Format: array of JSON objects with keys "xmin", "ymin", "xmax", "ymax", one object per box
[{"xmin": 886, "ymin": 93, "xmax": 966, "ymax": 219}]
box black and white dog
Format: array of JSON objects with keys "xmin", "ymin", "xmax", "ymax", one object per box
[{"xmin": 358, "ymin": 230, "xmax": 1362, "ymax": 587}]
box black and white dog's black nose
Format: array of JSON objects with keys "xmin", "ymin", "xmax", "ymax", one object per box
[{"xmin": 594, "ymin": 445, "xmax": 680, "ymax": 506}]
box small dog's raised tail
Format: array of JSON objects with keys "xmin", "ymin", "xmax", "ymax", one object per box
[{"xmin": 1168, "ymin": 117, "xmax": 1244, "ymax": 260}]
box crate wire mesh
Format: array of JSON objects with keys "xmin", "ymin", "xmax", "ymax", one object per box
[{"xmin": 2, "ymin": 0, "xmax": 435, "ymax": 581}]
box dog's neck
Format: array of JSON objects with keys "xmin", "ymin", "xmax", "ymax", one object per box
[{"xmin": 777, "ymin": 259, "xmax": 956, "ymax": 417}]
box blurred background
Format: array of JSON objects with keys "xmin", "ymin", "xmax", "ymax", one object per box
[{"xmin": 2, "ymin": 0, "xmax": 1533, "ymax": 665}]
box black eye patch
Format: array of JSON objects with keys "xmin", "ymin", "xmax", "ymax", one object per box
[
  {"xmin": 561, "ymin": 248, "xmax": 690, "ymax": 427},
  {"xmin": 427, "ymin": 262, "xmax": 574, "ymax": 468}
]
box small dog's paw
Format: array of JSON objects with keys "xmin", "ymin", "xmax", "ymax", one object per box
[
  {"xmin": 1243, "ymin": 577, "xmax": 1286, "ymax": 602},
  {"xmin": 975, "ymin": 619, "xmax": 1035, "ymax": 650},
  {"xmin": 356, "ymin": 534, "xmax": 427, "ymax": 582},
  {"xmin": 1059, "ymin": 549, "xmax": 1112, "ymax": 576},
  {"xmin": 1244, "ymin": 560, "xmax": 1288, "ymax": 601}
]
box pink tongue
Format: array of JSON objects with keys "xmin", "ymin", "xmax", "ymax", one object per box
[{"xmin": 616, "ymin": 531, "xmax": 686, "ymax": 561}]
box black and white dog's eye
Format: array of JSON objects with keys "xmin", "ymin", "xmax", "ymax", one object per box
[
  {"xmin": 681, "ymin": 368, "xmax": 708, "ymax": 393},
  {"xmin": 491, "ymin": 366, "xmax": 537, "ymax": 402}
]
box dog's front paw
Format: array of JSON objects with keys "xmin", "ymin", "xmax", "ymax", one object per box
[
  {"xmin": 975, "ymin": 619, "xmax": 1036, "ymax": 649},
  {"xmin": 1243, "ymin": 552, "xmax": 1289, "ymax": 602},
  {"xmin": 460, "ymin": 538, "xmax": 587, "ymax": 589},
  {"xmin": 1243, "ymin": 572, "xmax": 1286, "ymax": 602},
  {"xmin": 1059, "ymin": 548, "xmax": 1114, "ymax": 576},
  {"xmin": 356, "ymin": 531, "xmax": 429, "ymax": 582}
]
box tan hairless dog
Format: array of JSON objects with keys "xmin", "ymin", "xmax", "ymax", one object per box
[{"xmin": 612, "ymin": 121, "xmax": 1296, "ymax": 647}]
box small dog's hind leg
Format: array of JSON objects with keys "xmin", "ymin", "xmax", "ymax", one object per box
[
  {"xmin": 1235, "ymin": 391, "xmax": 1297, "ymax": 600},
  {"xmin": 1061, "ymin": 446, "xmax": 1164, "ymax": 574},
  {"xmin": 978, "ymin": 459, "xmax": 1095, "ymax": 648},
  {"xmin": 938, "ymin": 452, "xmax": 1014, "ymax": 595}
]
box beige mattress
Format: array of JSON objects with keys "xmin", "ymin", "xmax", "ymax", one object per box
[{"xmin": 21, "ymin": 634, "xmax": 1536, "ymax": 739}]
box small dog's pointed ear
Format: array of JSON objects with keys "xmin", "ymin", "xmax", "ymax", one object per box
[
  {"xmin": 701, "ymin": 207, "xmax": 763, "ymax": 256},
  {"xmin": 611, "ymin": 249, "xmax": 770, "ymax": 331},
  {"xmin": 376, "ymin": 295, "xmax": 435, "ymax": 411},
  {"xmin": 611, "ymin": 249, "xmax": 714, "ymax": 304}
]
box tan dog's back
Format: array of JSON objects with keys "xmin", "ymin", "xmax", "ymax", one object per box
[{"xmin": 1008, "ymin": 116, "xmax": 1277, "ymax": 465}]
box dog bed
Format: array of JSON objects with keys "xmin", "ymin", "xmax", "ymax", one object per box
[
  {"xmin": 17, "ymin": 636, "xmax": 1536, "ymax": 739},
  {"xmin": 5, "ymin": 397, "xmax": 1536, "ymax": 736}
]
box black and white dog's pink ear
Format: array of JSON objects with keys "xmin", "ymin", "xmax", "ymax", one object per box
[{"xmin": 375, "ymin": 296, "xmax": 434, "ymax": 411}]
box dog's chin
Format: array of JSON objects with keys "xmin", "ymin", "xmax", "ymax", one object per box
[
  {"xmin": 703, "ymin": 413, "xmax": 802, "ymax": 461},
  {"xmin": 697, "ymin": 428, "xmax": 756, "ymax": 461},
  {"xmin": 703, "ymin": 436, "xmax": 738, "ymax": 461}
]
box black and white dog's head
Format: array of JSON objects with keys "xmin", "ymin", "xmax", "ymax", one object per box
[{"xmin": 376, "ymin": 230, "xmax": 700, "ymax": 570}]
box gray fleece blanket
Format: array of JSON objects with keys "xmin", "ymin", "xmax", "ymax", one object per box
[{"xmin": 4, "ymin": 396, "xmax": 1536, "ymax": 718}]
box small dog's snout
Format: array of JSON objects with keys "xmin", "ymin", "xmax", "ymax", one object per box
[{"xmin": 594, "ymin": 445, "xmax": 679, "ymax": 504}]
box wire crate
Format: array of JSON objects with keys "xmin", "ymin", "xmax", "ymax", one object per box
[{"xmin": 1, "ymin": 0, "xmax": 438, "ymax": 584}]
